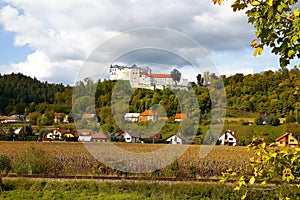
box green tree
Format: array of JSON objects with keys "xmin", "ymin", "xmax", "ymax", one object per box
[
  {"xmin": 170, "ymin": 69, "xmax": 181, "ymax": 84},
  {"xmin": 214, "ymin": 0, "xmax": 300, "ymax": 68},
  {"xmin": 27, "ymin": 112, "xmax": 42, "ymax": 125},
  {"xmin": 196, "ymin": 74, "xmax": 204, "ymax": 86},
  {"xmin": 0, "ymin": 154, "xmax": 12, "ymax": 191}
]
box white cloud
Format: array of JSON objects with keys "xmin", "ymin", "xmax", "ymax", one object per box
[{"xmin": 0, "ymin": 0, "xmax": 282, "ymax": 84}]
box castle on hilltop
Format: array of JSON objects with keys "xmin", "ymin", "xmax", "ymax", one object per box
[{"xmin": 109, "ymin": 64, "xmax": 189, "ymax": 90}]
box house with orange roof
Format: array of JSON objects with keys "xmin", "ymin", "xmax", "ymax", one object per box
[
  {"xmin": 276, "ymin": 132, "xmax": 299, "ymax": 148},
  {"xmin": 139, "ymin": 110, "xmax": 158, "ymax": 122},
  {"xmin": 174, "ymin": 113, "xmax": 187, "ymax": 122}
]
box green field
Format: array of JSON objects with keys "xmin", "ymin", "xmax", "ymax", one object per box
[{"xmin": 0, "ymin": 178, "xmax": 299, "ymax": 200}]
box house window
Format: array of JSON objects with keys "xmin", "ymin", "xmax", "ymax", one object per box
[
  {"xmin": 290, "ymin": 139, "xmax": 294, "ymax": 142},
  {"xmin": 126, "ymin": 138, "xmax": 131, "ymax": 141},
  {"xmin": 229, "ymin": 138, "xmax": 233, "ymax": 140}
]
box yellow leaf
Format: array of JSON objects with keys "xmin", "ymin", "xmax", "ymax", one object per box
[
  {"xmin": 234, "ymin": 186, "xmax": 240, "ymax": 191},
  {"xmin": 251, "ymin": 39, "xmax": 258, "ymax": 47},
  {"xmin": 261, "ymin": 181, "xmax": 266, "ymax": 186},
  {"xmin": 267, "ymin": 0, "xmax": 273, "ymax": 6},
  {"xmin": 241, "ymin": 192, "xmax": 247, "ymax": 200},
  {"xmin": 251, "ymin": 1, "xmax": 261, "ymax": 6},
  {"xmin": 295, "ymin": 8, "xmax": 299, "ymax": 17},
  {"xmin": 253, "ymin": 46, "xmax": 263, "ymax": 56},
  {"xmin": 261, "ymin": 142, "xmax": 266, "ymax": 149},
  {"xmin": 213, "ymin": 0, "xmax": 222, "ymax": 5},
  {"xmin": 249, "ymin": 176, "xmax": 255, "ymax": 184}
]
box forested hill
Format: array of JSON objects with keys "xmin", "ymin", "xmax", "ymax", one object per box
[
  {"xmin": 0, "ymin": 68, "xmax": 299, "ymax": 118},
  {"xmin": 222, "ymin": 68, "xmax": 300, "ymax": 117},
  {"xmin": 0, "ymin": 73, "xmax": 70, "ymax": 115}
]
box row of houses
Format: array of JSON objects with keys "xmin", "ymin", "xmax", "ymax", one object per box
[
  {"xmin": 216, "ymin": 130, "xmax": 300, "ymax": 148},
  {"xmin": 0, "ymin": 115, "xmax": 25, "ymax": 124},
  {"xmin": 1, "ymin": 113, "xmax": 69, "ymax": 124},
  {"xmin": 124, "ymin": 110, "xmax": 187, "ymax": 123}
]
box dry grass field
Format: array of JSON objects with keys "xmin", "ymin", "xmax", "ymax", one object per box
[{"xmin": 0, "ymin": 141, "xmax": 253, "ymax": 177}]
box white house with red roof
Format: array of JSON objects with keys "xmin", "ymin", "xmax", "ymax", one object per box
[{"xmin": 218, "ymin": 130, "xmax": 239, "ymax": 146}]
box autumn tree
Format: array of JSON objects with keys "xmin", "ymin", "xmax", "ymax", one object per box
[{"xmin": 214, "ymin": 0, "xmax": 300, "ymax": 68}]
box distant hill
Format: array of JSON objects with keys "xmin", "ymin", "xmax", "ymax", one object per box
[{"xmin": 0, "ymin": 73, "xmax": 69, "ymax": 115}]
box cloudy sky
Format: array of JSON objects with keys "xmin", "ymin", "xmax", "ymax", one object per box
[{"xmin": 0, "ymin": 0, "xmax": 296, "ymax": 85}]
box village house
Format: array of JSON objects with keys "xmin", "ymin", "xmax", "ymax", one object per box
[
  {"xmin": 174, "ymin": 113, "xmax": 187, "ymax": 122},
  {"xmin": 54, "ymin": 113, "xmax": 69, "ymax": 123},
  {"xmin": 124, "ymin": 113, "xmax": 140, "ymax": 123},
  {"xmin": 45, "ymin": 129, "xmax": 79, "ymax": 141},
  {"xmin": 141, "ymin": 133, "xmax": 162, "ymax": 142},
  {"xmin": 0, "ymin": 115, "xmax": 21, "ymax": 124},
  {"xmin": 166, "ymin": 134, "xmax": 186, "ymax": 144},
  {"xmin": 139, "ymin": 110, "xmax": 158, "ymax": 122},
  {"xmin": 123, "ymin": 131, "xmax": 140, "ymax": 143},
  {"xmin": 218, "ymin": 130, "xmax": 239, "ymax": 146},
  {"xmin": 91, "ymin": 132, "xmax": 108, "ymax": 142},
  {"xmin": 78, "ymin": 135, "xmax": 92, "ymax": 142},
  {"xmin": 276, "ymin": 132, "xmax": 299, "ymax": 148}
]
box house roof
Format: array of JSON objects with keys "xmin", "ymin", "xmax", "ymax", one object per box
[
  {"xmin": 166, "ymin": 134, "xmax": 186, "ymax": 141},
  {"xmin": 148, "ymin": 74, "xmax": 172, "ymax": 78},
  {"xmin": 124, "ymin": 113, "xmax": 140, "ymax": 118},
  {"xmin": 158, "ymin": 116, "xmax": 168, "ymax": 121},
  {"xmin": 82, "ymin": 114, "xmax": 96, "ymax": 119},
  {"xmin": 124, "ymin": 131, "xmax": 140, "ymax": 138},
  {"xmin": 91, "ymin": 132, "xmax": 108, "ymax": 139},
  {"xmin": 174, "ymin": 113, "xmax": 187, "ymax": 119},
  {"xmin": 276, "ymin": 132, "xmax": 292, "ymax": 141},
  {"xmin": 55, "ymin": 129, "xmax": 79, "ymax": 137},
  {"xmin": 224, "ymin": 130, "xmax": 239, "ymax": 140},
  {"xmin": 141, "ymin": 133, "xmax": 161, "ymax": 139},
  {"xmin": 54, "ymin": 112, "xmax": 64, "ymax": 116},
  {"xmin": 141, "ymin": 110, "xmax": 156, "ymax": 116}
]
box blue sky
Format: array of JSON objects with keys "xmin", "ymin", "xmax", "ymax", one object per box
[
  {"xmin": 0, "ymin": 0, "xmax": 298, "ymax": 85},
  {"xmin": 0, "ymin": 28, "xmax": 33, "ymax": 65}
]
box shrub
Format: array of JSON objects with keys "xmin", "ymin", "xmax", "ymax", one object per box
[
  {"xmin": 0, "ymin": 155, "xmax": 12, "ymax": 174},
  {"xmin": 254, "ymin": 117, "xmax": 264, "ymax": 125},
  {"xmin": 267, "ymin": 116, "xmax": 280, "ymax": 126},
  {"xmin": 13, "ymin": 147, "xmax": 59, "ymax": 175},
  {"xmin": 285, "ymin": 115, "xmax": 296, "ymax": 123}
]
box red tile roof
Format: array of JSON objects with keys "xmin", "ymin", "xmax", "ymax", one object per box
[
  {"xmin": 148, "ymin": 74, "xmax": 172, "ymax": 78},
  {"xmin": 174, "ymin": 113, "xmax": 187, "ymax": 119},
  {"xmin": 276, "ymin": 132, "xmax": 290, "ymax": 141},
  {"xmin": 226, "ymin": 130, "xmax": 239, "ymax": 140},
  {"xmin": 141, "ymin": 110, "xmax": 156, "ymax": 116}
]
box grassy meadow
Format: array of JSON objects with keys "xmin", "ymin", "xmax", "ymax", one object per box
[{"xmin": 1, "ymin": 178, "xmax": 299, "ymax": 200}]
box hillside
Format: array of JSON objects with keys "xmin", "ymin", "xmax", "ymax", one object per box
[{"xmin": 0, "ymin": 73, "xmax": 72, "ymax": 115}]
